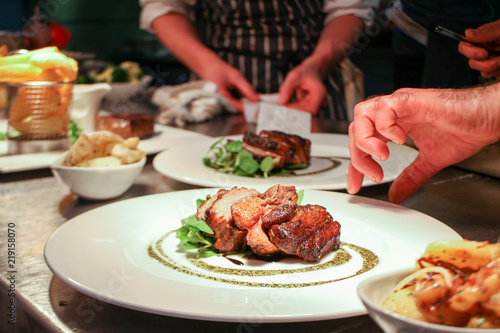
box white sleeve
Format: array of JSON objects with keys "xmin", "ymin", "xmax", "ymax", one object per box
[
  {"xmin": 139, "ymin": 0, "xmax": 196, "ymax": 33},
  {"xmin": 323, "ymin": 0, "xmax": 380, "ymax": 26}
]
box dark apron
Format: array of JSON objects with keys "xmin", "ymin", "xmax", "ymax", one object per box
[
  {"xmin": 194, "ymin": 0, "xmax": 347, "ymax": 120},
  {"xmin": 401, "ymin": 0, "xmax": 497, "ymax": 88}
]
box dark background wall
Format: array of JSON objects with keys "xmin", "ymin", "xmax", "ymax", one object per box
[{"xmin": 4, "ymin": 1, "xmax": 499, "ymax": 97}]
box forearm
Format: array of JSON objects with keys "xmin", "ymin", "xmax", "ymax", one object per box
[
  {"xmin": 476, "ymin": 82, "xmax": 500, "ymax": 142},
  {"xmin": 303, "ymin": 14, "xmax": 364, "ymax": 76},
  {"xmin": 151, "ymin": 13, "xmax": 221, "ymax": 78}
]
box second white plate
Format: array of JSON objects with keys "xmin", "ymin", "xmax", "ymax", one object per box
[{"xmin": 153, "ymin": 133, "xmax": 418, "ymax": 190}]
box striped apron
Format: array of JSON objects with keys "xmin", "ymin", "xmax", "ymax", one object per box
[{"xmin": 194, "ymin": 0, "xmax": 347, "ymax": 120}]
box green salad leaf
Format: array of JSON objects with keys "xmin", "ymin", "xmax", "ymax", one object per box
[
  {"xmin": 68, "ymin": 119, "xmax": 83, "ymax": 144},
  {"xmin": 176, "ymin": 196, "xmax": 217, "ymax": 258}
]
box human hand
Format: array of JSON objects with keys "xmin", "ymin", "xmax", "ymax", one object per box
[
  {"xmin": 347, "ymin": 87, "xmax": 500, "ymax": 204},
  {"xmin": 277, "ymin": 61, "xmax": 327, "ymax": 115},
  {"xmin": 459, "ymin": 20, "xmax": 500, "ymax": 79},
  {"xmin": 199, "ymin": 58, "xmax": 259, "ymax": 112}
]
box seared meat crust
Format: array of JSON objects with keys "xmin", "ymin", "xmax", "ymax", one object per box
[
  {"xmin": 261, "ymin": 204, "xmax": 296, "ymax": 229},
  {"xmin": 231, "ymin": 195, "xmax": 262, "ymax": 230},
  {"xmin": 242, "ymin": 130, "xmax": 311, "ymax": 168},
  {"xmin": 268, "ymin": 204, "xmax": 341, "ymax": 262}
]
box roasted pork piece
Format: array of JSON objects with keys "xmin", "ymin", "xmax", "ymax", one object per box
[
  {"xmin": 242, "ymin": 130, "xmax": 311, "ymax": 168},
  {"xmin": 196, "ymin": 185, "xmax": 341, "ymax": 262}
]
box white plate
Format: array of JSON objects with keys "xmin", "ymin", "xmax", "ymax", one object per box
[
  {"xmin": 44, "ymin": 188, "xmax": 461, "ymax": 323},
  {"xmin": 153, "ymin": 133, "xmax": 418, "ymax": 190},
  {"xmin": 0, "ymin": 119, "xmax": 205, "ymax": 173}
]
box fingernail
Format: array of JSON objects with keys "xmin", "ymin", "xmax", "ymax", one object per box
[
  {"xmin": 466, "ymin": 29, "xmax": 478, "ymax": 36},
  {"xmin": 477, "ymin": 51, "xmax": 488, "ymax": 59},
  {"xmin": 367, "ymin": 174, "xmax": 377, "ymax": 183}
]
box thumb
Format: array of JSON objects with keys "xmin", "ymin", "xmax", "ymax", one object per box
[
  {"xmin": 465, "ymin": 25, "xmax": 500, "ymax": 43},
  {"xmin": 235, "ymin": 80, "xmax": 259, "ymax": 102},
  {"xmin": 278, "ymin": 79, "xmax": 296, "ymax": 105},
  {"xmin": 388, "ymin": 155, "xmax": 441, "ymax": 204}
]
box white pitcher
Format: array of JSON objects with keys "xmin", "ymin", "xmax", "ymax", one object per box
[{"xmin": 69, "ymin": 83, "xmax": 111, "ymax": 133}]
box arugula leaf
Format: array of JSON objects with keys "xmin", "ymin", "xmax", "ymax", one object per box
[
  {"xmin": 235, "ymin": 150, "xmax": 259, "ymax": 175},
  {"xmin": 297, "ymin": 189, "xmax": 304, "ymax": 205},
  {"xmin": 259, "ymin": 156, "xmax": 275, "ymax": 178},
  {"xmin": 224, "ymin": 140, "xmax": 242, "ymax": 153},
  {"xmin": 0, "ymin": 132, "xmax": 6, "ymax": 141},
  {"xmin": 177, "ymin": 214, "xmax": 217, "ymax": 258}
]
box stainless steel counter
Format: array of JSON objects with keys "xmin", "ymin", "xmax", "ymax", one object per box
[{"xmin": 1, "ymin": 114, "xmax": 499, "ymax": 333}]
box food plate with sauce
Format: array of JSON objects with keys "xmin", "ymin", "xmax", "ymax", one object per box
[
  {"xmin": 152, "ymin": 133, "xmax": 418, "ymax": 190},
  {"xmin": 44, "ymin": 188, "xmax": 461, "ymax": 323},
  {"xmin": 0, "ymin": 119, "xmax": 206, "ymax": 173}
]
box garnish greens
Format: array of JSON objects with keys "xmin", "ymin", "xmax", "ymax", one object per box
[
  {"xmin": 68, "ymin": 119, "xmax": 83, "ymax": 144},
  {"xmin": 0, "ymin": 120, "xmax": 82, "ymax": 142},
  {"xmin": 203, "ymin": 138, "xmax": 308, "ymax": 178},
  {"xmin": 176, "ymin": 191, "xmax": 304, "ymax": 258}
]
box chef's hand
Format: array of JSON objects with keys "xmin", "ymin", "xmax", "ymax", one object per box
[
  {"xmin": 277, "ymin": 61, "xmax": 327, "ymax": 115},
  {"xmin": 347, "ymin": 85, "xmax": 500, "ymax": 204},
  {"xmin": 199, "ymin": 57, "xmax": 260, "ymax": 112},
  {"xmin": 459, "ymin": 20, "xmax": 500, "ymax": 79}
]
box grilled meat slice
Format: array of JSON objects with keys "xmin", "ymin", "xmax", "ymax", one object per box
[
  {"xmin": 268, "ymin": 204, "xmax": 341, "ymax": 262},
  {"xmin": 260, "ymin": 184, "xmax": 298, "ymax": 215},
  {"xmin": 247, "ymin": 220, "xmax": 280, "ymax": 255},
  {"xmin": 203, "ymin": 187, "xmax": 260, "ymax": 252},
  {"xmin": 259, "ymin": 130, "xmax": 311, "ymax": 165},
  {"xmin": 242, "ymin": 130, "xmax": 311, "ymax": 168},
  {"xmin": 196, "ymin": 189, "xmax": 227, "ymax": 221},
  {"xmin": 262, "ymin": 204, "xmax": 297, "ymax": 229},
  {"xmin": 232, "ymin": 195, "xmax": 262, "ymax": 230}
]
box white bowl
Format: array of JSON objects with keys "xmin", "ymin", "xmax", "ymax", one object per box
[
  {"xmin": 51, "ymin": 155, "xmax": 146, "ymax": 200},
  {"xmin": 357, "ymin": 269, "xmax": 500, "ymax": 333}
]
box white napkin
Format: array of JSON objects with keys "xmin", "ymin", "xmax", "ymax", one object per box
[{"xmin": 152, "ymin": 81, "xmax": 237, "ymax": 126}]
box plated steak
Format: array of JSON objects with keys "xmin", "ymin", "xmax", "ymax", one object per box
[
  {"xmin": 267, "ymin": 204, "xmax": 341, "ymax": 262},
  {"xmin": 242, "ymin": 130, "xmax": 311, "ymax": 168},
  {"xmin": 95, "ymin": 113, "xmax": 154, "ymax": 139},
  {"xmin": 195, "ymin": 185, "xmax": 341, "ymax": 262}
]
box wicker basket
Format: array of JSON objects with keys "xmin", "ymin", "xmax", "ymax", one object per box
[{"xmin": 6, "ymin": 81, "xmax": 74, "ymax": 140}]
